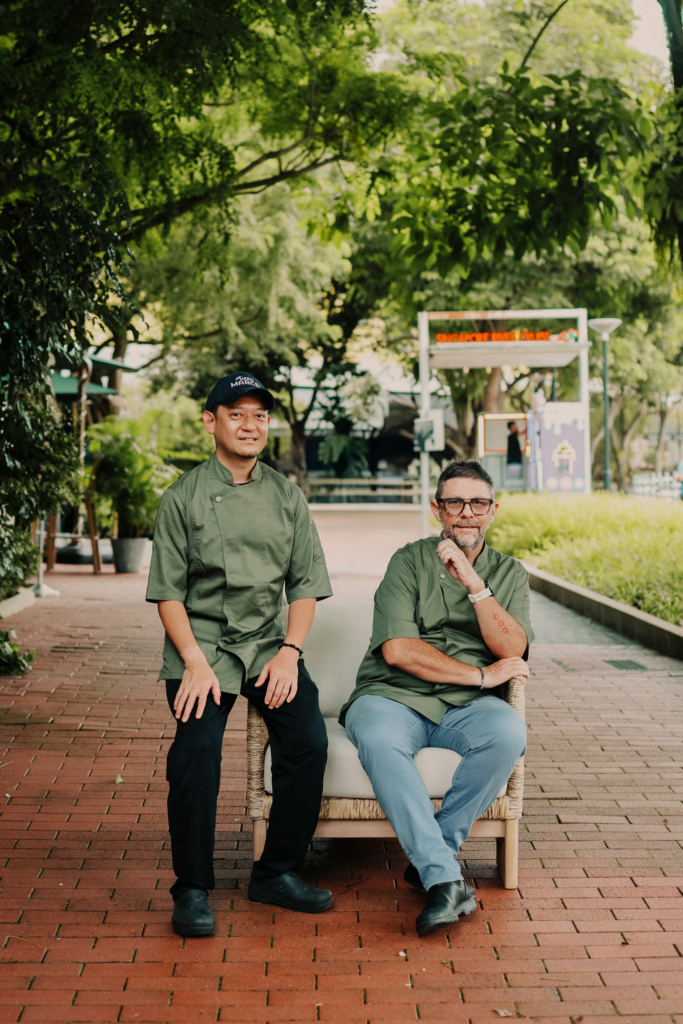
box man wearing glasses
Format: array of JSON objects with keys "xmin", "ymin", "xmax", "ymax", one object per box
[{"xmin": 340, "ymin": 458, "xmax": 532, "ymax": 936}]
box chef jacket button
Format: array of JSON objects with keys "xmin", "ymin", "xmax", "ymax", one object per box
[
  {"xmin": 215, "ymin": 496, "xmax": 222, "ymax": 502},
  {"xmin": 439, "ymin": 573, "xmax": 445, "ymax": 579}
]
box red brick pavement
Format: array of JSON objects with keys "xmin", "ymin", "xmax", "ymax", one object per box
[{"xmin": 1, "ymin": 568, "xmax": 683, "ymax": 1023}]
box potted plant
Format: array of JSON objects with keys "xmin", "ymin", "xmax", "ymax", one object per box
[{"xmin": 87, "ymin": 417, "xmax": 178, "ymax": 573}]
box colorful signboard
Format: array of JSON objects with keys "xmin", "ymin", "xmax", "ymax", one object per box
[{"xmin": 535, "ymin": 401, "xmax": 588, "ymax": 494}]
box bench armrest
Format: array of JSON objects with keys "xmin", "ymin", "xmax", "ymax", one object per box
[
  {"xmin": 502, "ymin": 674, "xmax": 526, "ymax": 819},
  {"xmin": 247, "ymin": 702, "xmax": 268, "ymax": 820}
]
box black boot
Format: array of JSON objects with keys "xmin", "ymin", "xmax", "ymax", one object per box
[
  {"xmin": 415, "ymin": 880, "xmax": 478, "ymax": 937},
  {"xmin": 172, "ymin": 889, "xmax": 215, "ymax": 937},
  {"xmin": 404, "ymin": 862, "xmax": 475, "ymax": 899},
  {"xmin": 248, "ymin": 871, "xmax": 333, "ymax": 913}
]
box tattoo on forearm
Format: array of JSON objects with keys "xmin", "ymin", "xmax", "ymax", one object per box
[{"xmin": 493, "ymin": 612, "xmax": 509, "ymax": 635}]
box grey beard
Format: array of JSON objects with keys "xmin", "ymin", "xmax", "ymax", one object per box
[{"xmin": 443, "ymin": 523, "xmax": 484, "ymax": 550}]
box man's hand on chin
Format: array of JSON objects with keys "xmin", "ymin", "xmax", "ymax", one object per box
[{"xmin": 436, "ymin": 538, "xmax": 484, "ymax": 593}]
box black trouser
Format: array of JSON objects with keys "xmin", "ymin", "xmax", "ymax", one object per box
[{"xmin": 165, "ymin": 662, "xmax": 328, "ymax": 899}]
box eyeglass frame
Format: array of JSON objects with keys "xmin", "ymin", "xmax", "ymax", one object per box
[{"xmin": 435, "ymin": 497, "xmax": 496, "ymax": 516}]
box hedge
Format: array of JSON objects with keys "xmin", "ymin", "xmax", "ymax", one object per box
[{"xmin": 488, "ymin": 492, "xmax": 683, "ymax": 627}]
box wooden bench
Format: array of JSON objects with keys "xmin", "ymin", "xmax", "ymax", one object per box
[{"xmin": 247, "ymin": 602, "xmax": 525, "ymax": 888}]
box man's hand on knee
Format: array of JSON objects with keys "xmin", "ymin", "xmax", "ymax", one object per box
[
  {"xmin": 482, "ymin": 657, "xmax": 529, "ymax": 687},
  {"xmin": 174, "ymin": 656, "xmax": 222, "ymax": 722},
  {"xmin": 255, "ymin": 646, "xmax": 300, "ymax": 708}
]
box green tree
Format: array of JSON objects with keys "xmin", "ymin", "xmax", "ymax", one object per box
[
  {"xmin": 131, "ymin": 188, "xmax": 371, "ymax": 488},
  {"xmin": 336, "ymin": 0, "xmax": 671, "ymax": 479},
  {"xmin": 0, "ymin": 0, "xmax": 408, "ymax": 567}
]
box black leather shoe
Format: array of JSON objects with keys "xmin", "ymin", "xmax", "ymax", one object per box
[
  {"xmin": 404, "ymin": 862, "xmax": 425, "ymax": 891},
  {"xmin": 415, "ymin": 880, "xmax": 478, "ymax": 937},
  {"xmin": 248, "ymin": 871, "xmax": 333, "ymax": 913},
  {"xmin": 404, "ymin": 863, "xmax": 475, "ymax": 899},
  {"xmin": 172, "ymin": 889, "xmax": 215, "ymax": 937}
]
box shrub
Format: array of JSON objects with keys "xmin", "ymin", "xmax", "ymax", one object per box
[
  {"xmin": 0, "ymin": 621, "xmax": 35, "ymax": 676},
  {"xmin": 0, "ymin": 398, "xmax": 79, "ymax": 600},
  {"xmin": 87, "ymin": 414, "xmax": 180, "ymax": 537},
  {"xmin": 0, "ymin": 526, "xmax": 39, "ymax": 602},
  {"xmin": 488, "ymin": 492, "xmax": 683, "ymax": 626}
]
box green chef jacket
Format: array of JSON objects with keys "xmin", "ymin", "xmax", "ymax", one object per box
[
  {"xmin": 339, "ymin": 536, "xmax": 534, "ymax": 726},
  {"xmin": 146, "ymin": 453, "xmax": 332, "ymax": 691}
]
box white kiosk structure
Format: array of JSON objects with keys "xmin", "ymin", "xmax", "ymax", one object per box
[{"xmin": 416, "ymin": 308, "xmax": 591, "ymax": 537}]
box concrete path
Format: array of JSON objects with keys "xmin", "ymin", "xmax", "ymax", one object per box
[{"xmin": 1, "ymin": 565, "xmax": 682, "ymax": 1023}]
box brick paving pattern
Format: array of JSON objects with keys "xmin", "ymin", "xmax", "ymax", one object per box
[{"xmin": 1, "ymin": 568, "xmax": 683, "ymax": 1022}]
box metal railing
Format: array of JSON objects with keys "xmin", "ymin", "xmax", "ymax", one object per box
[
  {"xmin": 308, "ymin": 477, "xmax": 420, "ymax": 503},
  {"xmin": 631, "ymin": 473, "xmax": 681, "ymax": 500}
]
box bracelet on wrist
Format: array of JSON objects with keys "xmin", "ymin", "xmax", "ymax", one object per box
[
  {"xmin": 280, "ymin": 642, "xmax": 303, "ymax": 657},
  {"xmin": 478, "ymin": 666, "xmax": 486, "ymax": 690}
]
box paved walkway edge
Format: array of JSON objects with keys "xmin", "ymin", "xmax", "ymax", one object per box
[
  {"xmin": 0, "ymin": 585, "xmax": 35, "ymax": 619},
  {"xmin": 524, "ymin": 561, "xmax": 683, "ymax": 659}
]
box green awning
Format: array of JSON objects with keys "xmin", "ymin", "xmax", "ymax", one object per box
[
  {"xmin": 51, "ymin": 374, "xmax": 118, "ymax": 397},
  {"xmin": 89, "ymin": 354, "xmax": 138, "ymax": 372}
]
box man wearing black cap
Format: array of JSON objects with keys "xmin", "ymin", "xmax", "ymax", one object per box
[{"xmin": 147, "ymin": 373, "xmax": 333, "ymax": 936}]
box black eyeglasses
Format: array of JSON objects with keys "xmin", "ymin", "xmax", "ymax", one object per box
[{"xmin": 436, "ymin": 498, "xmax": 494, "ymax": 516}]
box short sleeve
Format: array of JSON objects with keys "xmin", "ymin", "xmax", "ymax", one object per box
[
  {"xmin": 507, "ymin": 561, "xmax": 535, "ymax": 646},
  {"xmin": 145, "ymin": 487, "xmax": 190, "ymax": 604},
  {"xmin": 284, "ymin": 492, "xmax": 333, "ymax": 603},
  {"xmin": 369, "ymin": 548, "xmax": 421, "ymax": 653}
]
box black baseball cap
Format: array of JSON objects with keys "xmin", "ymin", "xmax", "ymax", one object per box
[{"xmin": 205, "ymin": 372, "xmax": 275, "ymax": 412}]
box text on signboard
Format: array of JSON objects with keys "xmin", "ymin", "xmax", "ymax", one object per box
[{"xmin": 435, "ymin": 330, "xmax": 554, "ymax": 343}]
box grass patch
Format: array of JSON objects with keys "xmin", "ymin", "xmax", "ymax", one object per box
[{"xmin": 488, "ymin": 492, "xmax": 683, "ymax": 626}]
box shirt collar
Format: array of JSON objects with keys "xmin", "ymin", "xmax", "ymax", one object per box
[{"xmin": 208, "ymin": 452, "xmax": 262, "ymax": 486}]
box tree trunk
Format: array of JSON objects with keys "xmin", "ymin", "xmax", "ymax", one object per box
[
  {"xmin": 105, "ymin": 329, "xmax": 128, "ymax": 416},
  {"xmin": 591, "ymin": 394, "xmax": 626, "ymax": 463},
  {"xmin": 288, "ymin": 421, "xmax": 310, "ymax": 497},
  {"xmin": 483, "ymin": 367, "xmax": 502, "ymax": 413},
  {"xmin": 612, "ymin": 401, "xmax": 648, "ymax": 492},
  {"xmin": 657, "ymin": 1, "xmax": 683, "ymax": 265},
  {"xmin": 655, "ymin": 400, "xmax": 669, "ymax": 474}
]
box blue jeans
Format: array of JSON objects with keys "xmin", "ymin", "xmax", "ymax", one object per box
[{"xmin": 345, "ymin": 695, "xmax": 527, "ymax": 890}]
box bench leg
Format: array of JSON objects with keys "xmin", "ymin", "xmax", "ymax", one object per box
[
  {"xmin": 253, "ymin": 819, "xmax": 267, "ymax": 862},
  {"xmin": 496, "ymin": 818, "xmax": 519, "ymax": 889}
]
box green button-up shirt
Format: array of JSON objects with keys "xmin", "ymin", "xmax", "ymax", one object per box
[
  {"xmin": 339, "ymin": 536, "xmax": 534, "ymax": 725},
  {"xmin": 146, "ymin": 453, "xmax": 332, "ymax": 691}
]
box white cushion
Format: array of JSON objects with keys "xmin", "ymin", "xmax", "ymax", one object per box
[
  {"xmin": 298, "ymin": 602, "xmax": 374, "ymax": 718},
  {"xmin": 263, "ymin": 718, "xmax": 508, "ymax": 800},
  {"xmin": 266, "ymin": 603, "xmax": 507, "ymax": 802}
]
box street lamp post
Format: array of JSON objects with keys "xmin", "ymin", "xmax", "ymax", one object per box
[{"xmin": 588, "ymin": 318, "xmax": 622, "ymax": 492}]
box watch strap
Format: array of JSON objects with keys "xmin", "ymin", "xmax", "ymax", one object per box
[{"xmin": 468, "ymin": 580, "xmax": 495, "ymax": 604}]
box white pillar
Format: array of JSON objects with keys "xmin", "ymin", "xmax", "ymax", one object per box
[
  {"xmin": 577, "ymin": 308, "xmax": 592, "ymax": 494},
  {"xmin": 418, "ymin": 311, "xmax": 431, "ymax": 538}
]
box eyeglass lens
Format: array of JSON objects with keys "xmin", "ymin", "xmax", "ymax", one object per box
[{"xmin": 440, "ymin": 499, "xmax": 492, "ymax": 514}]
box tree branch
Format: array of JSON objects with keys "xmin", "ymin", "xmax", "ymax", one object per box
[
  {"xmin": 659, "ymin": 0, "xmax": 683, "ymax": 50},
  {"xmin": 519, "ymin": 0, "xmax": 573, "ymax": 70},
  {"xmin": 123, "ymin": 153, "xmax": 344, "ymax": 241},
  {"xmin": 235, "ymin": 135, "xmax": 317, "ymax": 180},
  {"xmin": 181, "ymin": 327, "xmax": 224, "ymax": 341},
  {"xmin": 231, "ymin": 153, "xmax": 343, "ymax": 195}
]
